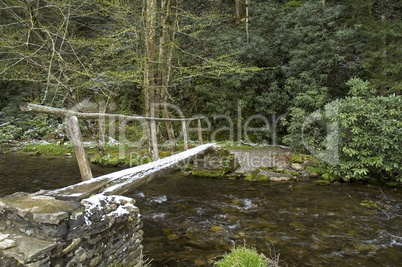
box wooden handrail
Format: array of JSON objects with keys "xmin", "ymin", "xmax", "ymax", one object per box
[
  {"xmin": 20, "ymin": 102, "xmax": 206, "ymax": 166},
  {"xmin": 20, "ymin": 103, "xmax": 204, "ymax": 122}
]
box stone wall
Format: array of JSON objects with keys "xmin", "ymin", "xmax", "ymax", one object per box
[{"xmin": 0, "ymin": 192, "xmax": 143, "ymax": 266}]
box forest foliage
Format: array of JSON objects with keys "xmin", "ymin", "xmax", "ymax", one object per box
[{"xmin": 0, "ymin": 0, "xmax": 401, "ymax": 181}]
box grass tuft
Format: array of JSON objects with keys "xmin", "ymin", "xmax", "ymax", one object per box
[{"xmin": 214, "ymin": 246, "xmax": 280, "ymax": 267}]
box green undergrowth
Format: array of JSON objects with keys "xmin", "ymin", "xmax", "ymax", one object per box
[
  {"xmin": 20, "ymin": 142, "xmax": 132, "ymax": 155},
  {"xmin": 218, "ymin": 141, "xmax": 281, "ymax": 150},
  {"xmin": 19, "ymin": 141, "xmax": 186, "ymax": 167},
  {"xmin": 21, "ymin": 142, "xmax": 75, "ymax": 155},
  {"xmin": 90, "ymin": 151, "xmax": 152, "ymax": 167},
  {"xmin": 214, "ymin": 246, "xmax": 280, "ymax": 267}
]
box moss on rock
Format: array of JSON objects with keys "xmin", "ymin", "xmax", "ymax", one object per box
[
  {"xmin": 245, "ymin": 173, "xmax": 269, "ymax": 182},
  {"xmin": 315, "ymin": 180, "xmax": 331, "ymax": 186},
  {"xmin": 360, "ymin": 200, "xmax": 377, "ymax": 209},
  {"xmin": 192, "ymin": 169, "xmax": 226, "ymax": 178},
  {"xmin": 290, "ymin": 155, "xmax": 303, "ymax": 163}
]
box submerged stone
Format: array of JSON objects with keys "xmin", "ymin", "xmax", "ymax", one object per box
[
  {"xmin": 211, "ymin": 225, "xmax": 223, "ymax": 232},
  {"xmin": 167, "ymin": 234, "xmax": 179, "ymax": 241},
  {"xmin": 352, "ymin": 242, "xmax": 378, "ymax": 253},
  {"xmin": 245, "ymin": 173, "xmax": 268, "ymax": 182},
  {"xmin": 315, "ymin": 180, "xmax": 330, "ymax": 186},
  {"xmin": 194, "ymin": 259, "xmax": 206, "ymax": 266},
  {"xmin": 386, "ymin": 182, "xmax": 399, "ymax": 188},
  {"xmin": 360, "ymin": 200, "xmax": 377, "ymax": 209},
  {"xmin": 367, "ymin": 178, "xmax": 380, "ymax": 185},
  {"xmin": 192, "ymin": 169, "xmax": 226, "ymax": 178}
]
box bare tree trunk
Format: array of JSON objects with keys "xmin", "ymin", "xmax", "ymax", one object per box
[
  {"xmin": 144, "ymin": 0, "xmax": 157, "ymax": 155},
  {"xmin": 235, "ymin": 0, "xmax": 250, "ymax": 43},
  {"xmin": 235, "ymin": 0, "xmax": 242, "ymax": 24},
  {"xmin": 245, "ymin": 0, "xmax": 250, "ymax": 44},
  {"xmin": 143, "ymin": 0, "xmax": 182, "ymax": 154},
  {"xmin": 380, "ymin": 0, "xmax": 387, "ymax": 95},
  {"xmin": 159, "ymin": 0, "xmax": 176, "ymax": 150}
]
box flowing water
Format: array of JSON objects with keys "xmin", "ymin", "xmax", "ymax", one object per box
[
  {"xmin": 0, "ymin": 153, "xmax": 401, "ymax": 266},
  {"xmin": 127, "ymin": 174, "xmax": 402, "ymax": 267}
]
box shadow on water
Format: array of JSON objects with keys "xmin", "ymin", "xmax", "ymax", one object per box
[
  {"xmin": 0, "ymin": 152, "xmax": 121, "ymax": 197},
  {"xmin": 126, "ymin": 173, "xmax": 402, "ymax": 267}
]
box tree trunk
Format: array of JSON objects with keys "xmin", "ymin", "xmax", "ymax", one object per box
[
  {"xmin": 235, "ymin": 0, "xmax": 250, "ymax": 43},
  {"xmin": 159, "ymin": 0, "xmax": 177, "ymax": 150},
  {"xmin": 245, "ymin": 0, "xmax": 250, "ymax": 44},
  {"xmin": 144, "ymin": 0, "xmax": 157, "ymax": 155},
  {"xmin": 380, "ymin": 0, "xmax": 387, "ymax": 95}
]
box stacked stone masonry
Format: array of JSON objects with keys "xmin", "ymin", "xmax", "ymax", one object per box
[{"xmin": 0, "ymin": 192, "xmax": 143, "ymax": 266}]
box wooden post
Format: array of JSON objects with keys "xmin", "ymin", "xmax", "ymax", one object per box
[
  {"xmin": 197, "ymin": 118, "xmax": 203, "ymax": 145},
  {"xmin": 182, "ymin": 120, "xmax": 188, "ymax": 150},
  {"xmin": 67, "ymin": 116, "xmax": 93, "ymax": 181},
  {"xmin": 150, "ymin": 119, "xmax": 159, "ymax": 160}
]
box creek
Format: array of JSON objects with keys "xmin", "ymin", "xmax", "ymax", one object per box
[{"xmin": 1, "ymin": 153, "xmax": 401, "ymax": 266}]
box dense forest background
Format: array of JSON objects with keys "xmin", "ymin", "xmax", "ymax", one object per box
[{"xmin": 0, "ymin": 0, "xmax": 401, "ymax": 180}]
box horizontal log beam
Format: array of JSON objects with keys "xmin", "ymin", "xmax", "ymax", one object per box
[
  {"xmin": 19, "ymin": 103, "xmax": 203, "ymax": 122},
  {"xmin": 44, "ymin": 143, "xmax": 217, "ymax": 200}
]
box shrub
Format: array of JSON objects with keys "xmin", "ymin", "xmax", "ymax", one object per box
[{"xmin": 325, "ymin": 79, "xmax": 401, "ymax": 181}]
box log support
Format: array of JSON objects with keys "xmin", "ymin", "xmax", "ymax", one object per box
[
  {"xmin": 197, "ymin": 119, "xmax": 203, "ymax": 145},
  {"xmin": 150, "ymin": 120, "xmax": 159, "ymax": 160},
  {"xmin": 67, "ymin": 116, "xmax": 93, "ymax": 181},
  {"xmin": 182, "ymin": 120, "xmax": 188, "ymax": 150}
]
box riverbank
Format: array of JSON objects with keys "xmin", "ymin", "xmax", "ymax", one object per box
[{"xmin": 1, "ymin": 140, "xmax": 401, "ymax": 188}]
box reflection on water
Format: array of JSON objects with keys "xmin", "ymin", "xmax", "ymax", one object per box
[
  {"xmin": 0, "ymin": 152, "xmax": 120, "ymax": 197},
  {"xmin": 127, "ymin": 174, "xmax": 402, "ymax": 267}
]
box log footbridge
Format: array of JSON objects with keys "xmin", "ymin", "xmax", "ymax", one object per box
[
  {"xmin": 46, "ymin": 143, "xmax": 216, "ymax": 201},
  {"xmin": 0, "ymin": 104, "xmax": 218, "ymax": 266}
]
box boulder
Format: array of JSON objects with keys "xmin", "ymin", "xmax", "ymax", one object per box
[
  {"xmin": 291, "ymin": 163, "xmax": 304, "ymax": 171},
  {"xmin": 192, "ymin": 147, "xmax": 239, "ymax": 178}
]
